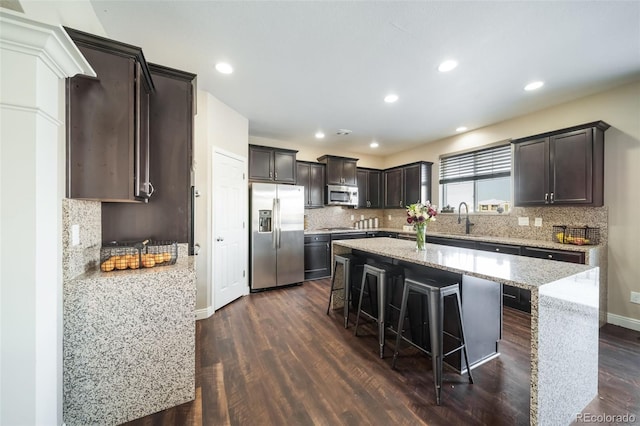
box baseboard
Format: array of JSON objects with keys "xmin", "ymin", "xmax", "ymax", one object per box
[
  {"xmin": 195, "ymin": 306, "xmax": 215, "ymax": 320},
  {"xmin": 607, "ymin": 312, "xmax": 640, "ymax": 332}
]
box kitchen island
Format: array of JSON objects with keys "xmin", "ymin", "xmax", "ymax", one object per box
[{"xmin": 332, "ymin": 237, "xmax": 599, "ymax": 426}]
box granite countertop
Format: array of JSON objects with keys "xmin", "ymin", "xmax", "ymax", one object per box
[
  {"xmin": 332, "ymin": 237, "xmax": 596, "ymax": 291},
  {"xmin": 305, "ymin": 227, "xmax": 600, "ymax": 253}
]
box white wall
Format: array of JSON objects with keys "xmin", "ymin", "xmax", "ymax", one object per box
[{"xmin": 193, "ymin": 91, "xmax": 249, "ymax": 314}]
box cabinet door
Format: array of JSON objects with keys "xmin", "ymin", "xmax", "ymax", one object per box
[
  {"xmin": 325, "ymin": 157, "xmax": 343, "ymax": 185},
  {"xmin": 514, "ymin": 137, "xmax": 549, "ymax": 206},
  {"xmin": 67, "ymin": 45, "xmax": 136, "ymax": 201},
  {"xmin": 309, "ymin": 163, "xmax": 325, "ymax": 207},
  {"xmin": 249, "ymin": 146, "xmax": 274, "ymax": 181},
  {"xmin": 342, "ymin": 159, "xmax": 358, "ymax": 186},
  {"xmin": 368, "ymin": 170, "xmax": 381, "ymax": 208},
  {"xmin": 357, "ymin": 170, "xmax": 368, "ymax": 208},
  {"xmin": 403, "ymin": 164, "xmax": 422, "ymax": 205},
  {"xmin": 521, "ymin": 246, "xmax": 585, "ymax": 264},
  {"xmin": 304, "ymin": 235, "xmax": 331, "ymax": 280},
  {"xmin": 297, "ymin": 162, "xmax": 311, "ymax": 206},
  {"xmin": 427, "ymin": 236, "xmax": 476, "ymax": 249},
  {"xmin": 550, "ymin": 129, "xmax": 593, "ymax": 204},
  {"xmin": 476, "ymin": 242, "xmax": 521, "ymax": 255},
  {"xmin": 274, "ymin": 150, "xmax": 296, "ymax": 183},
  {"xmin": 383, "ymin": 168, "xmax": 404, "ymax": 208}
]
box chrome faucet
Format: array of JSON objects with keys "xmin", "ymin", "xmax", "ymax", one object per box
[{"xmin": 458, "ymin": 202, "xmax": 474, "ymax": 234}]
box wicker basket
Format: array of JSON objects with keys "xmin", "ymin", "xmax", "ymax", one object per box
[{"xmin": 552, "ymin": 226, "xmax": 599, "ymax": 245}]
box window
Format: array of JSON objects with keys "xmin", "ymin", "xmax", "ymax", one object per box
[{"xmin": 439, "ymin": 143, "xmax": 512, "ymax": 213}]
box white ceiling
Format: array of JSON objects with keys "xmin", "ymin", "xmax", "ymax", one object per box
[{"xmin": 90, "ymin": 1, "xmax": 640, "ymax": 156}]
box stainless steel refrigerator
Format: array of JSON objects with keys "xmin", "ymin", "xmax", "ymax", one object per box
[{"xmin": 250, "ymin": 183, "xmax": 304, "ymax": 291}]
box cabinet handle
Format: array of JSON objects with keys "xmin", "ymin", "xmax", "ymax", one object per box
[
  {"xmin": 147, "ymin": 182, "xmax": 155, "ymax": 196},
  {"xmin": 269, "ymin": 171, "xmax": 272, "ymax": 178},
  {"xmin": 504, "ymin": 293, "xmax": 517, "ymax": 299},
  {"xmin": 399, "ymin": 200, "xmax": 403, "ymax": 207},
  {"xmin": 275, "ymin": 172, "xmax": 278, "ymax": 179},
  {"xmin": 548, "ymin": 254, "xmax": 553, "ymax": 259},
  {"xmin": 495, "ymin": 248, "xmax": 500, "ymax": 252},
  {"xmin": 550, "ymin": 192, "xmax": 554, "ymax": 203},
  {"xmin": 544, "ymin": 193, "xmax": 549, "ymax": 204}
]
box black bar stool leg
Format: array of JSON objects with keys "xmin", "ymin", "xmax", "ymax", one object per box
[
  {"xmin": 354, "ymin": 270, "xmax": 368, "ymax": 336},
  {"xmin": 427, "ymin": 289, "xmax": 444, "ymax": 406},
  {"xmin": 326, "ymin": 259, "xmax": 338, "ymax": 315},
  {"xmin": 391, "ymin": 284, "xmax": 411, "ymax": 369}
]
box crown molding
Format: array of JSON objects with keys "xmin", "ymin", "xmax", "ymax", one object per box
[{"xmin": 0, "ymin": 9, "xmax": 95, "ymax": 78}]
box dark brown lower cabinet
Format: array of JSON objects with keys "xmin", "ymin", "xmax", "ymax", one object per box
[
  {"xmin": 304, "ymin": 234, "xmax": 331, "ymax": 280},
  {"xmin": 102, "ymin": 64, "xmax": 196, "ymax": 246},
  {"xmin": 474, "ymin": 242, "xmax": 530, "ymax": 312},
  {"xmin": 429, "ymin": 237, "xmax": 587, "ymax": 313}
]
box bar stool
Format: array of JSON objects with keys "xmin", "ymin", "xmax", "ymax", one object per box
[
  {"xmin": 327, "ymin": 254, "xmax": 363, "ymax": 328},
  {"xmin": 353, "ymin": 262, "xmax": 404, "ymax": 358},
  {"xmin": 391, "ymin": 278, "xmax": 474, "ymax": 405}
]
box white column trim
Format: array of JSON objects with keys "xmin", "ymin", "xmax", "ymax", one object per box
[{"xmin": 0, "ymin": 103, "xmax": 62, "ymax": 126}]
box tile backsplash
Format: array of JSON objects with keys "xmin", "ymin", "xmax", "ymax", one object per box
[{"xmin": 306, "ymin": 205, "xmax": 608, "ymax": 244}]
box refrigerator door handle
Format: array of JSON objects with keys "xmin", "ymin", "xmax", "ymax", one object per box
[
  {"xmin": 272, "ymin": 198, "xmax": 277, "ymax": 249},
  {"xmin": 276, "ymin": 198, "xmax": 282, "ymax": 248}
]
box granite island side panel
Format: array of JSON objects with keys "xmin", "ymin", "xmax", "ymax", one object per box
[{"xmin": 63, "ymin": 256, "xmax": 196, "ymax": 426}]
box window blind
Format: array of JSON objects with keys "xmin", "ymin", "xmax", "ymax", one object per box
[{"xmin": 439, "ymin": 144, "xmax": 511, "ymax": 184}]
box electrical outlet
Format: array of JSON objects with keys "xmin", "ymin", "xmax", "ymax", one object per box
[
  {"xmin": 518, "ymin": 217, "xmax": 530, "ymax": 226},
  {"xmin": 534, "ymin": 218, "xmax": 543, "ymax": 227},
  {"xmin": 71, "ymin": 224, "xmax": 80, "ymax": 246},
  {"xmin": 631, "ymin": 291, "xmax": 640, "ymax": 305}
]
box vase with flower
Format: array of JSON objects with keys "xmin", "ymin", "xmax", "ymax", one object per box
[{"xmin": 406, "ymin": 201, "xmax": 437, "ymax": 251}]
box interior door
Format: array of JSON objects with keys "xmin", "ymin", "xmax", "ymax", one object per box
[{"xmin": 213, "ymin": 150, "xmax": 247, "ymax": 310}]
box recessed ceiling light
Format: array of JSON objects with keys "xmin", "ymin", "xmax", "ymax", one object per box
[
  {"xmin": 524, "ymin": 81, "xmax": 544, "ymax": 91},
  {"xmin": 215, "ymin": 62, "xmax": 233, "ymax": 74},
  {"xmin": 315, "ymin": 132, "xmax": 325, "ymax": 139},
  {"xmin": 438, "ymin": 60, "xmax": 458, "ymax": 72},
  {"xmin": 384, "ymin": 94, "xmax": 399, "ymax": 103},
  {"xmin": 370, "ymin": 142, "xmax": 379, "ymax": 148},
  {"xmin": 456, "ymin": 126, "xmax": 467, "ymax": 132},
  {"xmin": 336, "ymin": 129, "xmax": 352, "ymax": 135}
]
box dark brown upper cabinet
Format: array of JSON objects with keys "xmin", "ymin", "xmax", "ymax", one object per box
[
  {"xmin": 249, "ymin": 145, "xmax": 297, "ymax": 183},
  {"xmin": 317, "ymin": 155, "xmax": 358, "ymax": 186},
  {"xmin": 296, "ymin": 161, "xmax": 325, "ymax": 208},
  {"xmin": 102, "ymin": 64, "xmax": 197, "ymax": 246},
  {"xmin": 357, "ymin": 168, "xmax": 381, "ymax": 208},
  {"xmin": 513, "ymin": 121, "xmax": 609, "ymax": 207},
  {"xmin": 383, "ymin": 161, "xmax": 433, "ymax": 209},
  {"xmin": 65, "ymin": 27, "xmax": 155, "ymax": 202}
]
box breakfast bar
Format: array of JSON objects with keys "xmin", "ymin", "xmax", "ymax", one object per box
[{"xmin": 331, "ymin": 237, "xmax": 600, "ymax": 426}]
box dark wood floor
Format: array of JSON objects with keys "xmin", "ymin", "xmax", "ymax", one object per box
[{"xmin": 124, "ymin": 278, "xmax": 640, "ymax": 426}]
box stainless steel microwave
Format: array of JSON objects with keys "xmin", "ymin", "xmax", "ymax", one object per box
[{"xmin": 325, "ymin": 184, "xmax": 358, "ymax": 206}]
